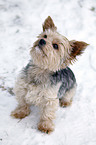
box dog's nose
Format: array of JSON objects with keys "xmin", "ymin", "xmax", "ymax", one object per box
[{"xmin": 39, "ymin": 39, "xmax": 46, "ymax": 46}]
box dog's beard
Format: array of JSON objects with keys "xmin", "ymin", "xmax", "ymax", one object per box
[
  {"xmin": 34, "ymin": 46, "xmax": 47, "ymax": 57},
  {"xmin": 35, "ymin": 46, "xmax": 42, "ymax": 54},
  {"xmin": 31, "ymin": 44, "xmax": 61, "ymax": 71}
]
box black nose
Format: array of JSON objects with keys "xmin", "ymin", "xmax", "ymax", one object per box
[{"xmin": 39, "ymin": 39, "xmax": 46, "ymax": 46}]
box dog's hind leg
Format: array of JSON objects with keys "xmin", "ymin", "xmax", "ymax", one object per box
[{"xmin": 59, "ymin": 84, "xmax": 76, "ymax": 107}]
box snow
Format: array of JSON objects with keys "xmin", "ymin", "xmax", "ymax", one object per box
[{"xmin": 0, "ymin": 0, "xmax": 96, "ymax": 145}]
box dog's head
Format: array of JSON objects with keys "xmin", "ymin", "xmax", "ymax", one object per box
[{"xmin": 30, "ymin": 16, "xmax": 88, "ymax": 71}]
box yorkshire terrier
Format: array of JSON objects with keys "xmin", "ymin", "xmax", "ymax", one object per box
[{"xmin": 11, "ymin": 16, "xmax": 88, "ymax": 133}]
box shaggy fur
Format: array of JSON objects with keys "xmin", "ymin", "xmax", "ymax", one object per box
[{"xmin": 11, "ymin": 16, "xmax": 88, "ymax": 134}]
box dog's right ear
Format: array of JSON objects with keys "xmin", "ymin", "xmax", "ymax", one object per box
[{"xmin": 43, "ymin": 16, "xmax": 57, "ymax": 31}]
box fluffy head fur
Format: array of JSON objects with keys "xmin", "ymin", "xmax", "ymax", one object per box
[{"xmin": 30, "ymin": 16, "xmax": 88, "ymax": 72}]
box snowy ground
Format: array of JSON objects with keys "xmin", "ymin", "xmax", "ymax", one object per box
[{"xmin": 0, "ymin": 0, "xmax": 96, "ymax": 145}]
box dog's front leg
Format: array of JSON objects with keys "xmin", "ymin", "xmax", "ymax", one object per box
[{"xmin": 38, "ymin": 98, "xmax": 59, "ymax": 134}]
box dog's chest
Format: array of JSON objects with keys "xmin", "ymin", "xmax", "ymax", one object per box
[
  {"xmin": 25, "ymin": 78, "xmax": 61, "ymax": 105},
  {"xmin": 27, "ymin": 72, "xmax": 61, "ymax": 97},
  {"xmin": 24, "ymin": 66, "xmax": 61, "ymax": 104}
]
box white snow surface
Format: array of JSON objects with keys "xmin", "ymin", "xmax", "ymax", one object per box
[{"xmin": 0, "ymin": 0, "xmax": 96, "ymax": 145}]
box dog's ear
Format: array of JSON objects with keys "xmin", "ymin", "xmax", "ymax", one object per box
[
  {"xmin": 69, "ymin": 40, "xmax": 89, "ymax": 62},
  {"xmin": 61, "ymin": 40, "xmax": 89, "ymax": 69},
  {"xmin": 43, "ymin": 16, "xmax": 57, "ymax": 31}
]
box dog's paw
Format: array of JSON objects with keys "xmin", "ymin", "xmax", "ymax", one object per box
[
  {"xmin": 11, "ymin": 105, "xmax": 30, "ymax": 119},
  {"xmin": 59, "ymin": 99, "xmax": 72, "ymax": 107},
  {"xmin": 38, "ymin": 120, "xmax": 54, "ymax": 134}
]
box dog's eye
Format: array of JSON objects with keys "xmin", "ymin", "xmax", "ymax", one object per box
[
  {"xmin": 53, "ymin": 44, "xmax": 58, "ymax": 50},
  {"xmin": 44, "ymin": 35, "xmax": 47, "ymax": 38}
]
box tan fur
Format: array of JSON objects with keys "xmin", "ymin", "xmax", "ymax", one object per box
[
  {"xmin": 38, "ymin": 120, "xmax": 54, "ymax": 134},
  {"xmin": 38, "ymin": 98, "xmax": 59, "ymax": 133},
  {"xmin": 11, "ymin": 16, "xmax": 88, "ymax": 133},
  {"xmin": 11, "ymin": 104, "xmax": 30, "ymax": 119},
  {"xmin": 12, "ymin": 65, "xmax": 60, "ymax": 132},
  {"xmin": 31, "ymin": 29, "xmax": 71, "ymax": 71}
]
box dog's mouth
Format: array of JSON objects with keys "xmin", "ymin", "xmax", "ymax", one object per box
[{"xmin": 34, "ymin": 45, "xmax": 47, "ymax": 57}]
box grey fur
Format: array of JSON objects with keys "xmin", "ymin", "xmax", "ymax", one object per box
[{"xmin": 50, "ymin": 67, "xmax": 76, "ymax": 98}]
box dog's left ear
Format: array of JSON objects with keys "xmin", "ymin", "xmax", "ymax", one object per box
[
  {"xmin": 43, "ymin": 16, "xmax": 57, "ymax": 31},
  {"xmin": 69, "ymin": 40, "xmax": 89, "ymax": 62}
]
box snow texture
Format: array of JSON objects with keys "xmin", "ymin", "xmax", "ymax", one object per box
[{"xmin": 0, "ymin": 0, "xmax": 96, "ymax": 145}]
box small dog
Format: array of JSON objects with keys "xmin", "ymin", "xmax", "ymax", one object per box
[{"xmin": 11, "ymin": 16, "xmax": 88, "ymax": 133}]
